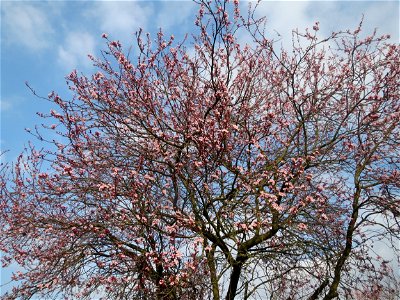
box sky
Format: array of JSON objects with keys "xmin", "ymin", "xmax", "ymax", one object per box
[{"xmin": 0, "ymin": 0, "xmax": 399, "ymax": 296}]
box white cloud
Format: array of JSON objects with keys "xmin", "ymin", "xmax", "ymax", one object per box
[
  {"xmin": 0, "ymin": 95, "xmax": 25, "ymax": 114},
  {"xmin": 1, "ymin": 2, "xmax": 54, "ymax": 51},
  {"xmin": 239, "ymin": 1, "xmax": 398, "ymax": 50},
  {"xmin": 359, "ymin": 1, "xmax": 399, "ymax": 42},
  {"xmin": 57, "ymin": 32, "xmax": 97, "ymax": 71},
  {"xmin": 253, "ymin": 1, "xmax": 317, "ymax": 47},
  {"xmin": 305, "ymin": 1, "xmax": 399, "ymax": 42},
  {"xmin": 0, "ymin": 99, "xmax": 12, "ymax": 112},
  {"xmin": 155, "ymin": 2, "xmax": 196, "ymax": 32},
  {"xmin": 86, "ymin": 2, "xmax": 153, "ymax": 44}
]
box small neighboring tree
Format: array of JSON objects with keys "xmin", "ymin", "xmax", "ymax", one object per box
[{"xmin": 1, "ymin": 1, "xmax": 399, "ymax": 299}]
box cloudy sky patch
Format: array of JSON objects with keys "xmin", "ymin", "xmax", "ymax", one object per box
[
  {"xmin": 1, "ymin": 2, "xmax": 54, "ymax": 51},
  {"xmin": 86, "ymin": 1, "xmax": 153, "ymax": 43},
  {"xmin": 58, "ymin": 31, "xmax": 97, "ymax": 71}
]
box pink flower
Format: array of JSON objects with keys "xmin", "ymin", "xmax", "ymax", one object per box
[
  {"xmin": 101, "ymin": 33, "xmax": 108, "ymax": 38},
  {"xmin": 110, "ymin": 41, "xmax": 120, "ymax": 48},
  {"xmin": 38, "ymin": 173, "xmax": 48, "ymax": 179},
  {"xmin": 298, "ymin": 223, "xmax": 307, "ymax": 230}
]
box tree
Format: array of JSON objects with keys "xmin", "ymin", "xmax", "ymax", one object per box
[{"xmin": 1, "ymin": 1, "xmax": 399, "ymax": 299}]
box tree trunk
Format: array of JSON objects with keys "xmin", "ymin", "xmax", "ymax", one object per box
[
  {"xmin": 225, "ymin": 262, "xmax": 244, "ymax": 300},
  {"xmin": 225, "ymin": 251, "xmax": 249, "ymax": 300}
]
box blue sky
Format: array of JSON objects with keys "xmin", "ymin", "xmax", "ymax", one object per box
[{"xmin": 0, "ymin": 0, "xmax": 399, "ymax": 295}]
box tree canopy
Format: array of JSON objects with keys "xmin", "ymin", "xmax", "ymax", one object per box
[{"xmin": 1, "ymin": 1, "xmax": 399, "ymax": 299}]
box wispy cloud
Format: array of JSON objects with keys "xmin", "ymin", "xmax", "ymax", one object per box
[
  {"xmin": 243, "ymin": 1, "xmax": 398, "ymax": 49},
  {"xmin": 305, "ymin": 1, "xmax": 399, "ymax": 41},
  {"xmin": 358, "ymin": 1, "xmax": 399, "ymax": 41},
  {"xmin": 0, "ymin": 95, "xmax": 25, "ymax": 114},
  {"xmin": 155, "ymin": 2, "xmax": 196, "ymax": 32},
  {"xmin": 254, "ymin": 1, "xmax": 317, "ymax": 45},
  {"xmin": 86, "ymin": 2, "xmax": 153, "ymax": 44},
  {"xmin": 57, "ymin": 32, "xmax": 97, "ymax": 71},
  {"xmin": 1, "ymin": 2, "xmax": 54, "ymax": 51},
  {"xmin": 0, "ymin": 99, "xmax": 12, "ymax": 113}
]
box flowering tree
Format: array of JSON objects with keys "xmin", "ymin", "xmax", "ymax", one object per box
[{"xmin": 1, "ymin": 1, "xmax": 399, "ymax": 299}]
